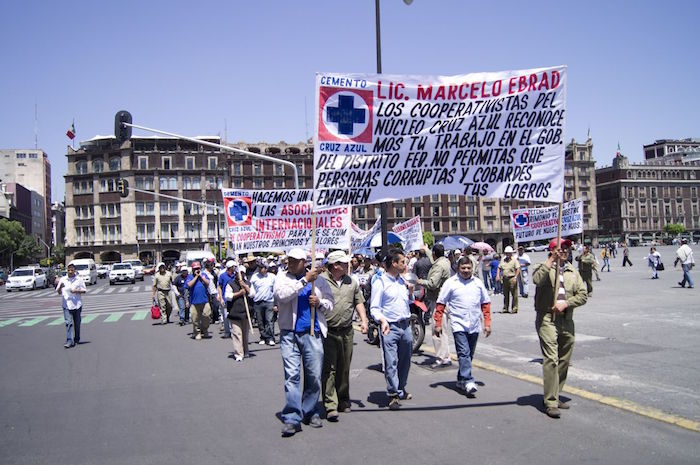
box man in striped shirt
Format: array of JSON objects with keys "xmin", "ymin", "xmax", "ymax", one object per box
[{"xmin": 533, "ymin": 238, "xmax": 588, "ymax": 419}]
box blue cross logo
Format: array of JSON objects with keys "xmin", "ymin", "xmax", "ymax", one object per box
[
  {"xmin": 326, "ymin": 95, "xmax": 366, "ymax": 136},
  {"xmin": 228, "ymin": 199, "xmax": 249, "ymax": 222},
  {"xmin": 514, "ymin": 213, "xmax": 528, "ymax": 227}
]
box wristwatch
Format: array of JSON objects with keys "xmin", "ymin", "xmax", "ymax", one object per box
[{"xmin": 300, "ymin": 277, "xmax": 308, "ymax": 286}]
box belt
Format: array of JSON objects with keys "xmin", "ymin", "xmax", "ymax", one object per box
[
  {"xmin": 389, "ymin": 318, "xmax": 410, "ymax": 326},
  {"xmin": 328, "ymin": 325, "xmax": 353, "ymax": 333},
  {"xmin": 157, "ymin": 288, "xmax": 170, "ymax": 292}
]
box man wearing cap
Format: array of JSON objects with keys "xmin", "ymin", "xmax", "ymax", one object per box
[
  {"xmin": 516, "ymin": 246, "xmax": 532, "ymax": 298},
  {"xmin": 417, "ymin": 243, "xmax": 453, "ymax": 369},
  {"xmin": 250, "ymin": 260, "xmax": 277, "ymax": 345},
  {"xmin": 186, "ymin": 261, "xmax": 212, "ymax": 340},
  {"xmin": 497, "ymin": 246, "xmax": 520, "ymax": 313},
  {"xmin": 274, "ymin": 248, "xmax": 334, "ymax": 437},
  {"xmin": 56, "ymin": 262, "xmax": 87, "ymax": 348},
  {"xmin": 575, "ymin": 245, "xmax": 596, "ymax": 296},
  {"xmin": 203, "ymin": 258, "xmax": 221, "ymax": 324},
  {"xmin": 152, "ymin": 262, "xmax": 173, "ymax": 324},
  {"xmin": 319, "ymin": 250, "xmax": 368, "ymax": 422},
  {"xmin": 533, "ymin": 238, "xmax": 588, "ymax": 418},
  {"xmin": 674, "ymin": 238, "xmax": 695, "ymax": 288},
  {"xmin": 434, "ymin": 257, "xmax": 491, "ymax": 395},
  {"xmin": 217, "ymin": 260, "xmax": 239, "ymax": 338}
]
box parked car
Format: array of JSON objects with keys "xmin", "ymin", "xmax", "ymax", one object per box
[
  {"xmin": 6, "ymin": 266, "xmax": 48, "ymax": 292},
  {"xmin": 126, "ymin": 259, "xmax": 145, "ymax": 281},
  {"xmin": 109, "ymin": 263, "xmax": 136, "ymax": 285},
  {"xmin": 97, "ymin": 264, "xmax": 110, "ymax": 279},
  {"xmin": 526, "ymin": 243, "xmax": 549, "ymax": 252}
]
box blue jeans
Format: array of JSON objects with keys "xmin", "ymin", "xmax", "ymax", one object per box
[
  {"xmin": 254, "ymin": 300, "xmax": 275, "ymax": 342},
  {"xmin": 453, "ymin": 331, "xmax": 479, "ymax": 384},
  {"xmin": 602, "ymin": 257, "xmax": 610, "ymax": 271},
  {"xmin": 176, "ymin": 296, "xmax": 188, "ymax": 322},
  {"xmin": 518, "ymin": 268, "xmax": 529, "ymax": 296},
  {"xmin": 280, "ymin": 329, "xmax": 323, "ymax": 425},
  {"xmin": 380, "ymin": 319, "xmax": 413, "ymax": 397},
  {"xmin": 482, "ymin": 271, "xmax": 491, "ymax": 290},
  {"xmin": 681, "ymin": 264, "xmax": 694, "ymax": 288},
  {"xmin": 63, "ymin": 307, "xmax": 82, "ymax": 344}
]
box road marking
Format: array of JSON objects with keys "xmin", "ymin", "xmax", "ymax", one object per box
[
  {"xmin": 0, "ymin": 317, "xmax": 22, "ymax": 327},
  {"xmin": 48, "ymin": 317, "xmax": 65, "ymax": 326},
  {"xmin": 131, "ymin": 311, "xmax": 148, "ymax": 320},
  {"xmin": 119, "ymin": 287, "xmax": 129, "ymax": 293},
  {"xmin": 18, "ymin": 316, "xmax": 51, "ymax": 327},
  {"xmin": 104, "ymin": 313, "xmax": 124, "ymax": 322},
  {"xmin": 105, "ymin": 288, "xmax": 116, "ymax": 294},
  {"xmin": 81, "ymin": 314, "xmax": 99, "ymax": 324}
]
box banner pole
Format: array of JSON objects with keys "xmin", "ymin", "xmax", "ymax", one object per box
[
  {"xmin": 310, "ymin": 209, "xmax": 317, "ymax": 336},
  {"xmin": 551, "ymin": 202, "xmax": 564, "ymax": 322},
  {"xmin": 238, "ymin": 267, "xmax": 254, "ymax": 333}
]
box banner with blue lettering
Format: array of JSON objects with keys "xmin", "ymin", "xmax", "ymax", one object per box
[
  {"xmin": 313, "ymin": 66, "xmax": 566, "ymax": 208},
  {"xmin": 511, "ymin": 198, "xmax": 583, "ymax": 243}
]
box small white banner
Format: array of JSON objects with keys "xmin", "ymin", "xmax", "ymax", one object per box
[{"xmin": 511, "ymin": 198, "xmax": 583, "ymax": 243}]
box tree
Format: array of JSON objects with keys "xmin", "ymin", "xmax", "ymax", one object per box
[
  {"xmin": 0, "ymin": 219, "xmax": 27, "ymax": 268},
  {"xmin": 423, "ymin": 231, "xmax": 435, "ymax": 249},
  {"xmin": 664, "ymin": 223, "xmax": 686, "ymax": 236},
  {"xmin": 17, "ymin": 235, "xmax": 42, "ymax": 264},
  {"xmin": 51, "ymin": 243, "xmax": 66, "ymax": 265}
]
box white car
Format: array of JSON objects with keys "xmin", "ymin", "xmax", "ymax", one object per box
[
  {"xmin": 109, "ymin": 263, "xmax": 136, "ymax": 285},
  {"xmin": 6, "ymin": 267, "xmax": 48, "ymax": 292},
  {"xmin": 126, "ymin": 260, "xmax": 145, "ymax": 281},
  {"xmin": 97, "ymin": 264, "xmax": 110, "ymax": 279},
  {"xmin": 526, "ymin": 243, "xmax": 550, "ymax": 252}
]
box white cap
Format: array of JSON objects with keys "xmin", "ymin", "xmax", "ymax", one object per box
[
  {"xmin": 157, "ymin": 262, "xmax": 166, "ymax": 269},
  {"xmin": 225, "ymin": 260, "xmax": 236, "ymax": 269},
  {"xmin": 504, "ymin": 246, "xmax": 515, "ymax": 253},
  {"xmin": 287, "ymin": 248, "xmax": 308, "ymax": 260},
  {"xmin": 326, "ymin": 250, "xmax": 351, "ymax": 264}
]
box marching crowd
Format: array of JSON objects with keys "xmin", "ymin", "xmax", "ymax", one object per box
[{"xmin": 55, "ymin": 239, "xmax": 695, "ymax": 436}]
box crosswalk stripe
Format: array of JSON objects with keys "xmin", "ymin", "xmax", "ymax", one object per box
[
  {"xmin": 19, "ymin": 316, "xmax": 51, "ymax": 327},
  {"xmin": 105, "ymin": 288, "xmax": 116, "ymax": 294},
  {"xmin": 48, "ymin": 317, "xmax": 65, "ymax": 326},
  {"xmin": 119, "ymin": 287, "xmax": 129, "ymax": 293},
  {"xmin": 131, "ymin": 311, "xmax": 149, "ymax": 320},
  {"xmin": 0, "ymin": 317, "xmax": 22, "ymax": 327},
  {"xmin": 104, "ymin": 313, "xmax": 124, "ymax": 322},
  {"xmin": 81, "ymin": 314, "xmax": 99, "ymax": 324}
]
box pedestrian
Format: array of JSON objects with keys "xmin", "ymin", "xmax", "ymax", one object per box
[
  {"xmin": 481, "ymin": 251, "xmax": 492, "ymax": 292},
  {"xmin": 575, "ymin": 245, "xmax": 596, "ymax": 296},
  {"xmin": 152, "ymin": 262, "xmax": 173, "ymax": 324},
  {"xmin": 622, "ymin": 242, "xmax": 633, "ymax": 267},
  {"xmin": 516, "ymin": 245, "xmax": 532, "ymax": 297},
  {"xmin": 274, "ymin": 248, "xmax": 334, "ymax": 437},
  {"xmin": 490, "ymin": 254, "xmax": 501, "ymax": 295},
  {"xmin": 417, "ymin": 244, "xmax": 453, "ymax": 369},
  {"xmin": 217, "ymin": 260, "xmax": 240, "ymax": 338},
  {"xmin": 186, "ymin": 261, "xmax": 212, "ymax": 340},
  {"xmin": 203, "ymin": 258, "xmax": 221, "ymax": 325},
  {"xmin": 250, "ymin": 260, "xmax": 277, "ymax": 345},
  {"xmin": 412, "ymin": 247, "xmax": 432, "ymax": 280},
  {"xmin": 645, "ymin": 247, "xmax": 662, "ymax": 280},
  {"xmin": 370, "ymin": 249, "xmax": 414, "ymax": 410},
  {"xmin": 225, "ymin": 265, "xmax": 252, "ymax": 361},
  {"xmin": 674, "ymin": 239, "xmax": 695, "ymax": 288},
  {"xmin": 319, "ymin": 251, "xmax": 369, "ymax": 422},
  {"xmin": 173, "ymin": 266, "xmax": 190, "ymax": 325},
  {"xmin": 433, "ymin": 257, "xmax": 491, "ymax": 395},
  {"xmin": 497, "ymin": 246, "xmax": 520, "ymax": 313},
  {"xmin": 611, "ymin": 242, "xmax": 617, "ymax": 258},
  {"xmin": 351, "ymin": 255, "xmax": 374, "ymax": 303},
  {"xmin": 601, "ymin": 245, "xmax": 611, "ymax": 272},
  {"xmin": 533, "ymin": 238, "xmax": 588, "ymax": 419},
  {"xmin": 56, "ymin": 262, "xmax": 87, "ymax": 348}
]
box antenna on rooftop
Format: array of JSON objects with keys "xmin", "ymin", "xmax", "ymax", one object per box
[
  {"xmin": 304, "ymin": 97, "xmax": 309, "ymax": 141},
  {"xmin": 34, "ymin": 101, "xmax": 38, "ymax": 149}
]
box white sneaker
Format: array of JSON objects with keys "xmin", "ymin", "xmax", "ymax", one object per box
[
  {"xmin": 259, "ymin": 340, "xmax": 267, "ymax": 345},
  {"xmin": 268, "ymin": 340, "xmax": 276, "ymax": 346},
  {"xmin": 234, "ymin": 355, "xmax": 243, "ymax": 362},
  {"xmin": 466, "ymin": 382, "xmax": 478, "ymax": 394}
]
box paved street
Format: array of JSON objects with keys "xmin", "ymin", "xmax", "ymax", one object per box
[{"xmin": 0, "ymin": 245, "xmax": 698, "ymax": 464}]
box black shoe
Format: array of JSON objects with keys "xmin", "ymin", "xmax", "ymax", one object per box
[
  {"xmin": 679, "ymin": 282, "xmax": 685, "ymax": 288},
  {"xmin": 388, "ymin": 396, "xmax": 401, "ymax": 410},
  {"xmin": 304, "ymin": 414, "xmax": 323, "ymax": 428},
  {"xmin": 281, "ymin": 423, "xmax": 300, "ymax": 437},
  {"xmin": 399, "ymin": 391, "xmax": 413, "ymax": 400}
]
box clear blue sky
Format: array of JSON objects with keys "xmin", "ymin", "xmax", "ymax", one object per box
[{"xmin": 1, "ymin": 0, "xmax": 698, "ymax": 201}]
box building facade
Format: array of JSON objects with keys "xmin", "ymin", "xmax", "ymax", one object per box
[
  {"xmin": 596, "ymin": 149, "xmax": 700, "ymax": 245},
  {"xmin": 0, "ymin": 149, "xmax": 52, "ymax": 241},
  {"xmin": 643, "ymin": 138, "xmax": 700, "ymax": 165},
  {"xmin": 64, "ymin": 135, "xmax": 598, "ymax": 263},
  {"xmin": 51, "ymin": 201, "xmax": 66, "ymax": 247}
]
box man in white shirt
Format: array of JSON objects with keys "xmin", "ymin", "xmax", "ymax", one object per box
[
  {"xmin": 250, "ymin": 260, "xmax": 277, "ymax": 345},
  {"xmin": 517, "ymin": 246, "xmax": 532, "ymax": 298},
  {"xmin": 56, "ymin": 262, "xmax": 87, "ymax": 348},
  {"xmin": 674, "ymin": 239, "xmax": 695, "ymax": 289}
]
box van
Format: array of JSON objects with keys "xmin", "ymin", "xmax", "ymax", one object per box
[
  {"xmin": 184, "ymin": 250, "xmax": 216, "ymax": 273},
  {"xmin": 70, "ymin": 258, "xmax": 98, "ymax": 286}
]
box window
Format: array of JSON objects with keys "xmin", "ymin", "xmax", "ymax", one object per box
[
  {"xmin": 486, "ymin": 206, "xmax": 493, "ymax": 215},
  {"xmin": 254, "ymin": 179, "xmax": 263, "ymax": 189},
  {"xmin": 183, "ymin": 177, "xmax": 191, "ymax": 190},
  {"xmin": 487, "ymin": 221, "xmax": 493, "ymax": 232},
  {"xmin": 160, "ymin": 201, "xmax": 178, "ymax": 216},
  {"xmin": 295, "ymin": 162, "xmax": 304, "ymax": 175},
  {"xmin": 467, "ymin": 205, "xmax": 476, "ymax": 216},
  {"xmin": 412, "ymin": 196, "xmax": 422, "ymax": 202},
  {"xmin": 450, "ymin": 220, "xmax": 458, "ymax": 232},
  {"xmin": 16, "ymin": 153, "xmax": 27, "ymax": 159},
  {"xmin": 431, "ymin": 194, "xmax": 440, "ymax": 202},
  {"xmin": 432, "ymin": 206, "xmax": 441, "ymax": 216},
  {"xmin": 138, "ymin": 156, "xmax": 148, "ymax": 170},
  {"xmin": 448, "ymin": 194, "xmax": 458, "ymax": 202},
  {"xmin": 135, "ymin": 176, "xmax": 154, "ymax": 190},
  {"xmin": 76, "ymin": 161, "xmax": 88, "ymax": 174},
  {"xmin": 233, "ymin": 162, "xmax": 242, "ymax": 176},
  {"xmin": 274, "ymin": 163, "xmax": 284, "ymax": 176},
  {"xmin": 74, "ymin": 180, "xmax": 93, "ymax": 194},
  {"xmin": 186, "ymin": 156, "xmax": 195, "ymax": 170},
  {"xmin": 374, "ymin": 206, "xmax": 381, "ymax": 218},
  {"xmin": 432, "ymin": 221, "xmax": 441, "ymax": 232},
  {"xmin": 191, "ymin": 177, "xmax": 200, "ymax": 189},
  {"xmin": 274, "ymin": 178, "xmax": 284, "ymax": 188},
  {"xmin": 160, "ymin": 177, "xmax": 169, "ymax": 190},
  {"xmin": 356, "ymin": 206, "xmax": 366, "ymax": 219},
  {"xmin": 184, "ymin": 203, "xmax": 202, "ymax": 215},
  {"xmin": 100, "ymin": 204, "xmax": 120, "ymax": 218},
  {"xmin": 161, "ymin": 223, "xmax": 178, "ymax": 240},
  {"xmin": 394, "ymin": 206, "xmax": 404, "ymax": 218},
  {"xmin": 650, "ymin": 187, "xmax": 657, "ymax": 198},
  {"xmin": 468, "ymin": 220, "xmax": 476, "ymax": 231},
  {"xmin": 185, "ymin": 222, "xmax": 201, "ymax": 240},
  {"xmin": 162, "ymin": 157, "xmax": 172, "ymax": 170},
  {"xmin": 414, "ymin": 205, "xmax": 422, "ymax": 217},
  {"xmin": 449, "ymin": 205, "xmax": 458, "ymax": 216},
  {"xmin": 253, "ymin": 162, "xmax": 262, "ymax": 176},
  {"xmin": 101, "ymin": 225, "xmax": 121, "ymax": 242},
  {"xmin": 100, "ymin": 178, "xmax": 116, "ymax": 192},
  {"xmin": 109, "ymin": 157, "xmax": 121, "ymax": 171},
  {"xmin": 92, "ymin": 160, "xmax": 104, "ymax": 173},
  {"xmin": 233, "ymin": 179, "xmax": 243, "ymax": 188},
  {"xmin": 208, "ymin": 157, "xmax": 217, "ymax": 170},
  {"xmin": 207, "ymin": 221, "xmax": 218, "ymax": 239},
  {"xmin": 137, "ymin": 223, "xmax": 156, "ymax": 240}
]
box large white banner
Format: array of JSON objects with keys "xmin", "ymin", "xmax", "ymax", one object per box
[
  {"xmin": 511, "ymin": 198, "xmax": 583, "ymax": 243},
  {"xmin": 222, "ymin": 189, "xmax": 351, "ymax": 255},
  {"xmin": 392, "ymin": 216, "xmax": 424, "ymax": 251},
  {"xmin": 313, "ymin": 66, "xmax": 566, "ymax": 209}
]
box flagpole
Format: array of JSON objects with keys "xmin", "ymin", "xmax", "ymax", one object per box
[
  {"xmin": 551, "ymin": 202, "xmax": 564, "ymax": 322},
  {"xmin": 310, "ymin": 209, "xmax": 317, "ymax": 336}
]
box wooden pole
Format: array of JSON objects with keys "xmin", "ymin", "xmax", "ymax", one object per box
[
  {"xmin": 310, "ymin": 210, "xmax": 317, "ymax": 336},
  {"xmin": 551, "ymin": 202, "xmax": 564, "ymax": 321},
  {"xmin": 237, "ymin": 267, "xmax": 254, "ymax": 333}
]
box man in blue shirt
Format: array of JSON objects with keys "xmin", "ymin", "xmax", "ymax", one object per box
[
  {"xmin": 186, "ymin": 261, "xmax": 212, "ymax": 340},
  {"xmin": 370, "ymin": 249, "xmax": 414, "ymax": 410},
  {"xmin": 217, "ymin": 260, "xmax": 239, "ymax": 338}
]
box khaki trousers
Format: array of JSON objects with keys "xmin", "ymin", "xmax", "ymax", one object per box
[
  {"xmin": 191, "ymin": 302, "xmax": 211, "ymax": 337},
  {"xmin": 156, "ymin": 290, "xmax": 173, "ymax": 322},
  {"xmin": 503, "ymin": 277, "xmax": 518, "ymax": 313},
  {"xmin": 322, "ymin": 326, "xmax": 354, "ymax": 412},
  {"xmin": 536, "ymin": 310, "xmax": 575, "ymax": 408},
  {"xmin": 230, "ymin": 318, "xmax": 249, "ymax": 358}
]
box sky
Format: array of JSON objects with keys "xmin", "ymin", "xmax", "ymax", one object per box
[{"xmin": 1, "ymin": 0, "xmax": 698, "ymax": 201}]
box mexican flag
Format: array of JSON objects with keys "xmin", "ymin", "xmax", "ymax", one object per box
[{"xmin": 66, "ymin": 122, "xmax": 76, "ymax": 140}]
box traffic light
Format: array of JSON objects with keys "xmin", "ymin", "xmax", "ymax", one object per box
[
  {"xmin": 114, "ymin": 110, "xmax": 132, "ymax": 143},
  {"xmin": 118, "ymin": 178, "xmax": 129, "ymax": 198}
]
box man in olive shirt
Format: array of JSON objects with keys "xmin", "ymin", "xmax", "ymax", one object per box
[
  {"xmin": 152, "ymin": 262, "xmax": 173, "ymax": 324},
  {"xmin": 497, "ymin": 246, "xmax": 520, "ymax": 313},
  {"xmin": 575, "ymin": 245, "xmax": 596, "ymax": 296},
  {"xmin": 320, "ymin": 251, "xmax": 368, "ymax": 422}
]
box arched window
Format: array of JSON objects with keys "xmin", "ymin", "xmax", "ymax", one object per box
[
  {"xmin": 159, "ymin": 177, "xmax": 168, "ymax": 190},
  {"xmin": 169, "ymin": 177, "xmax": 177, "ymax": 189},
  {"xmin": 76, "ymin": 161, "xmax": 88, "ymax": 174},
  {"xmin": 93, "ymin": 160, "xmax": 104, "ymax": 173},
  {"xmin": 183, "ymin": 177, "xmax": 191, "ymax": 189},
  {"xmin": 109, "ymin": 157, "xmax": 121, "ymax": 171},
  {"xmin": 192, "ymin": 177, "xmax": 201, "ymax": 189}
]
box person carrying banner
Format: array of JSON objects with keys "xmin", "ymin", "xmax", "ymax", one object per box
[
  {"xmin": 516, "ymin": 246, "xmax": 532, "ymax": 298},
  {"xmin": 533, "ymin": 239, "xmax": 588, "ymax": 418},
  {"xmin": 217, "ymin": 260, "xmax": 239, "ymax": 337},
  {"xmin": 225, "ymin": 264, "xmax": 252, "ymax": 361},
  {"xmin": 433, "ymin": 257, "xmax": 491, "ymax": 395},
  {"xmin": 575, "ymin": 245, "xmax": 596, "ymax": 296},
  {"xmin": 497, "ymin": 247, "xmax": 520, "ymax": 313},
  {"xmin": 275, "ymin": 248, "xmax": 334, "ymax": 437},
  {"xmin": 417, "ymin": 244, "xmax": 453, "ymax": 369},
  {"xmin": 370, "ymin": 249, "xmax": 414, "ymax": 410},
  {"xmin": 319, "ymin": 251, "xmax": 368, "ymax": 421}
]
